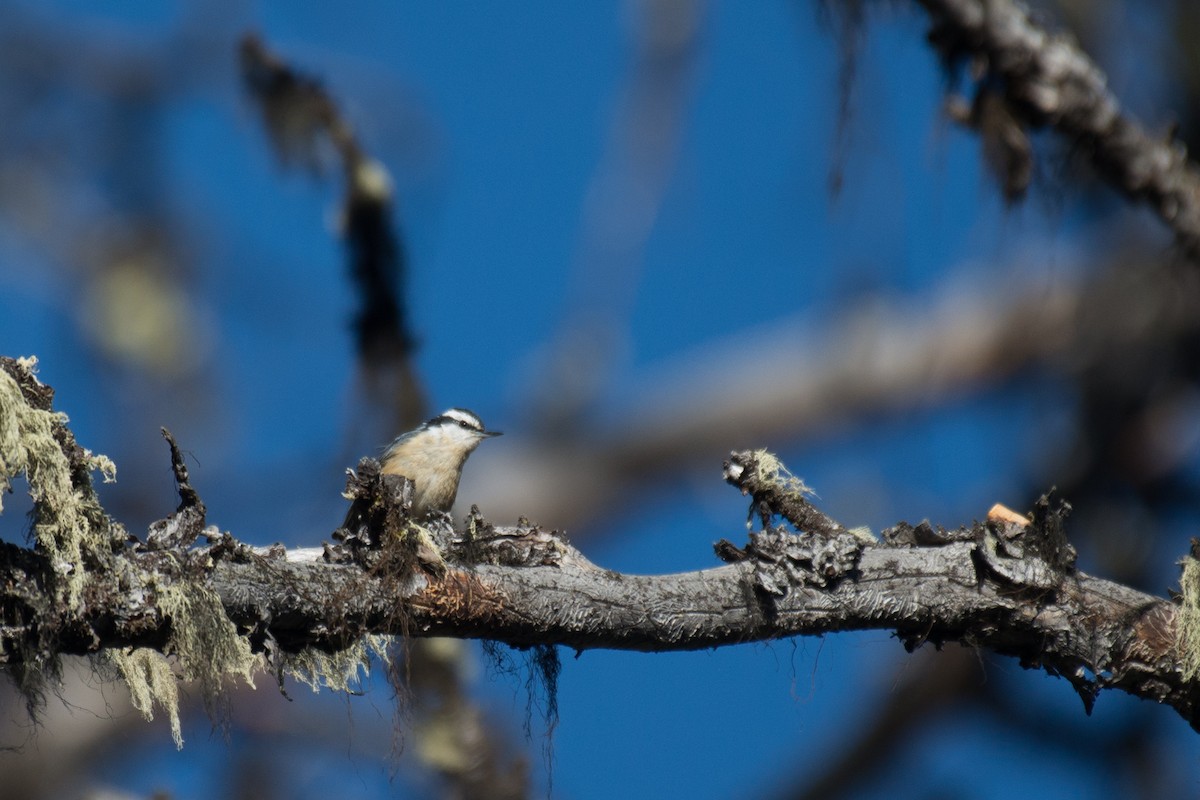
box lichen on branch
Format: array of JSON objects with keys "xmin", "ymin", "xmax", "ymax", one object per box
[
  {"xmin": 4, "ymin": 360, "xmax": 1200, "ymax": 742},
  {"xmin": 0, "ymin": 356, "xmax": 120, "ymax": 602},
  {"xmin": 0, "ymin": 357, "xmax": 269, "ymax": 744}
]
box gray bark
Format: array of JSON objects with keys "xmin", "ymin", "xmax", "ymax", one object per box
[
  {"xmin": 200, "ymin": 514, "xmax": 1188, "ymax": 730},
  {"xmin": 918, "ymin": 0, "xmax": 1200, "ymax": 254},
  {"xmin": 3, "ymin": 461, "xmax": 1191, "ymax": 730}
]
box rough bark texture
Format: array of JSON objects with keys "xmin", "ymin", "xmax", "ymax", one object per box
[
  {"xmin": 919, "ymin": 0, "xmax": 1200, "ymax": 255},
  {"xmin": 0, "ymin": 452, "xmax": 1193, "ymax": 730},
  {"xmin": 1, "ymin": 357, "xmax": 1197, "ymax": 734}
]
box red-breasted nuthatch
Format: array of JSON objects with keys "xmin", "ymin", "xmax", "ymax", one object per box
[{"xmin": 369, "ymin": 407, "xmax": 501, "ymax": 520}]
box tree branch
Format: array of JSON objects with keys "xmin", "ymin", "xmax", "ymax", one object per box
[
  {"xmin": 2, "ymin": 356, "xmax": 1197, "ymax": 737},
  {"xmin": 228, "ymin": 502, "xmax": 1193, "ymax": 728},
  {"xmin": 918, "ymin": 0, "xmax": 1200, "ymax": 254},
  {"xmin": 239, "ymin": 34, "xmax": 427, "ymax": 431},
  {"xmin": 2, "ymin": 450, "xmax": 1195, "ymax": 730}
]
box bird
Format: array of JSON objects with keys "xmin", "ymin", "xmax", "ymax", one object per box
[{"xmin": 345, "ymin": 408, "xmax": 502, "ymax": 530}]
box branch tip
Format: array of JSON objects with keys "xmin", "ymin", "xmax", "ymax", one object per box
[
  {"xmin": 986, "ymin": 503, "xmax": 1030, "ymax": 527},
  {"xmin": 160, "ymin": 427, "xmax": 204, "ymax": 514},
  {"xmin": 724, "ymin": 450, "xmax": 842, "ymax": 537}
]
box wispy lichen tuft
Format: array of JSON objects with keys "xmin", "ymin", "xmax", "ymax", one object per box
[
  {"xmin": 752, "ymin": 449, "xmax": 816, "ymax": 502},
  {"xmin": 283, "ymin": 635, "xmax": 392, "ymax": 694},
  {"xmin": 106, "ymin": 577, "xmax": 262, "ymax": 747},
  {"xmin": 158, "ymin": 580, "xmax": 260, "ymax": 708},
  {"xmin": 112, "ymin": 647, "xmax": 183, "ymax": 748},
  {"xmin": 1178, "ymin": 554, "xmax": 1200, "ymax": 682},
  {"xmin": 0, "ymin": 356, "xmax": 120, "ymax": 603}
]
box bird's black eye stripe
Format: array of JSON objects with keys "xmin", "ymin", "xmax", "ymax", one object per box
[{"xmin": 426, "ymin": 411, "xmax": 483, "ymax": 432}]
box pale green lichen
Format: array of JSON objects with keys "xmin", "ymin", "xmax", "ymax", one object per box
[
  {"xmin": 89, "ymin": 452, "xmax": 118, "ymax": 484},
  {"xmin": 1178, "ymin": 556, "xmax": 1200, "ymax": 682},
  {"xmin": 158, "ymin": 579, "xmax": 260, "ymax": 701},
  {"xmin": 111, "ymin": 647, "xmax": 183, "ymax": 748},
  {"xmin": 0, "ymin": 357, "xmax": 119, "ymax": 604},
  {"xmin": 752, "ymin": 450, "xmax": 877, "ymax": 541},
  {"xmin": 847, "ymin": 525, "xmax": 877, "ymax": 544},
  {"xmin": 2, "ymin": 357, "xmax": 271, "ymax": 748},
  {"xmin": 404, "ymin": 519, "xmax": 447, "ymax": 569},
  {"xmin": 106, "ymin": 578, "xmax": 262, "ymax": 748},
  {"xmin": 284, "ymin": 635, "xmax": 392, "ymax": 694},
  {"xmin": 752, "ymin": 449, "xmax": 816, "ymax": 502}
]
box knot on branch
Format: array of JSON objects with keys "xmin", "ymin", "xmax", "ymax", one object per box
[
  {"xmin": 720, "ymin": 451, "xmax": 866, "ymax": 599},
  {"xmin": 976, "ymin": 492, "xmax": 1076, "ymax": 591},
  {"xmin": 723, "ymin": 450, "xmax": 843, "ymax": 536},
  {"xmin": 1026, "ymin": 492, "xmax": 1077, "ymax": 571},
  {"xmin": 451, "ymin": 507, "xmax": 599, "ymax": 572},
  {"xmin": 882, "ymin": 519, "xmax": 976, "ymax": 547},
  {"xmin": 718, "ymin": 526, "xmax": 864, "ymax": 596},
  {"xmin": 454, "ymin": 508, "xmax": 558, "ymax": 567}
]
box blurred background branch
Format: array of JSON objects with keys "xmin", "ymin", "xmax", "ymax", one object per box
[{"xmin": 920, "ymin": 0, "xmax": 1200, "ymax": 253}]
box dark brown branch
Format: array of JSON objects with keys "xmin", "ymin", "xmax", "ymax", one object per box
[
  {"xmin": 918, "ymin": 0, "xmax": 1200, "ymax": 255},
  {"xmin": 238, "ymin": 33, "xmax": 411, "ymax": 348},
  {"xmin": 239, "ymin": 34, "xmax": 426, "ymax": 430}
]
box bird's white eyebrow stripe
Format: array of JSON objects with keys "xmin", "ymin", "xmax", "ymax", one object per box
[{"xmin": 435, "ymin": 408, "xmax": 484, "ymax": 430}]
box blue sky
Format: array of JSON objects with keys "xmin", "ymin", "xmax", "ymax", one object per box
[{"xmin": 2, "ymin": 1, "xmax": 1196, "ymax": 798}]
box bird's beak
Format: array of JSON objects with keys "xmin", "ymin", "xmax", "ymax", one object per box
[{"xmin": 483, "ymin": 429, "xmax": 503, "ymax": 438}]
